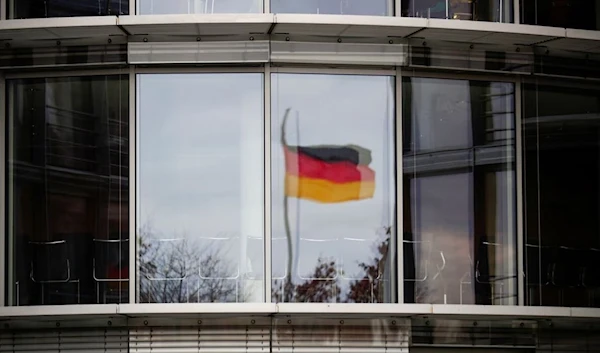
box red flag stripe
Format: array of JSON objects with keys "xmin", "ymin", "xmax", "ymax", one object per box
[{"xmin": 285, "ymin": 148, "xmax": 375, "ymax": 184}]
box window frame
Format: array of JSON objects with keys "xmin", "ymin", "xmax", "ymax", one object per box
[
  {"xmin": 4, "ymin": 69, "xmax": 132, "ymax": 306},
  {"xmin": 13, "ymin": 64, "xmax": 600, "ymax": 316}
]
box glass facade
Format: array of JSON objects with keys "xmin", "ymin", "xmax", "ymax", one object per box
[
  {"xmin": 2, "ymin": 0, "xmax": 600, "ymax": 314},
  {"xmin": 3, "ymin": 70, "xmax": 600, "ymax": 310},
  {"xmin": 271, "ymin": 74, "xmax": 396, "ymax": 303},
  {"xmin": 7, "ymin": 75, "xmax": 129, "ymax": 306},
  {"xmin": 402, "ymin": 77, "xmax": 516, "ymax": 305},
  {"xmin": 9, "ymin": 0, "xmax": 129, "ymax": 18},
  {"xmin": 138, "ymin": 0, "xmax": 260, "ymax": 14},
  {"xmin": 523, "ymin": 81, "xmax": 600, "ymax": 308},
  {"xmin": 401, "ymin": 0, "xmax": 513, "ymax": 22},
  {"xmin": 137, "ymin": 74, "xmax": 264, "ymax": 303},
  {"xmin": 271, "ymin": 0, "xmax": 390, "ymax": 15},
  {"xmin": 521, "ymin": 0, "xmax": 600, "ymax": 30}
]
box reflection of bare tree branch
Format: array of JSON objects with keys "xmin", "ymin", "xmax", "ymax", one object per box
[
  {"xmin": 348, "ymin": 237, "xmax": 389, "ymax": 303},
  {"xmin": 138, "ymin": 224, "xmax": 247, "ymax": 303},
  {"xmin": 273, "ymin": 235, "xmax": 392, "ymax": 303},
  {"xmin": 273, "ymin": 258, "xmax": 340, "ymax": 303}
]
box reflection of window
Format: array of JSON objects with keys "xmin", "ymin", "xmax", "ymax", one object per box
[
  {"xmin": 10, "ymin": 0, "xmax": 129, "ymax": 18},
  {"xmin": 138, "ymin": 0, "xmax": 261, "ymax": 14},
  {"xmin": 402, "ymin": 76, "xmax": 516, "ymax": 305},
  {"xmin": 137, "ymin": 74, "xmax": 264, "ymax": 303},
  {"xmin": 401, "ymin": 0, "xmax": 513, "ymax": 22},
  {"xmin": 7, "ymin": 75, "xmax": 130, "ymax": 306},
  {"xmin": 521, "ymin": 0, "xmax": 600, "ymax": 30},
  {"xmin": 271, "ymin": 73, "xmax": 396, "ymax": 303},
  {"xmin": 271, "ymin": 0, "xmax": 389, "ymax": 16},
  {"xmin": 523, "ymin": 82, "xmax": 600, "ymax": 308}
]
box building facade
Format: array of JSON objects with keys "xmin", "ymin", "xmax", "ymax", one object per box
[{"xmin": 0, "ymin": 1, "xmax": 600, "ymax": 352}]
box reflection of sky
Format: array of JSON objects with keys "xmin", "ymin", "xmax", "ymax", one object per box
[
  {"xmin": 138, "ymin": 74, "xmax": 264, "ymax": 301},
  {"xmin": 271, "ymin": 74, "xmax": 395, "ymax": 297},
  {"xmin": 138, "ymin": 0, "xmax": 261, "ymax": 14}
]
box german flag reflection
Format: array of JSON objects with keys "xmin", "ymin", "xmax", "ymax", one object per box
[{"xmin": 284, "ymin": 144, "xmax": 375, "ymax": 203}]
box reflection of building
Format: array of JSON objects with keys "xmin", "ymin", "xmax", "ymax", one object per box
[{"xmin": 1, "ymin": 1, "xmax": 600, "ymax": 352}]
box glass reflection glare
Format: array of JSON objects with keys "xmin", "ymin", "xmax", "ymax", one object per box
[
  {"xmin": 271, "ymin": 0, "xmax": 389, "ymax": 15},
  {"xmin": 403, "ymin": 77, "xmax": 517, "ymax": 305},
  {"xmin": 271, "ymin": 74, "xmax": 396, "ymax": 303},
  {"xmin": 139, "ymin": 0, "xmax": 261, "ymax": 14},
  {"xmin": 137, "ymin": 74, "xmax": 264, "ymax": 303}
]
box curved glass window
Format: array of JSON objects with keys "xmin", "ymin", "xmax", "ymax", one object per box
[
  {"xmin": 9, "ymin": 0, "xmax": 128, "ymax": 18},
  {"xmin": 7, "ymin": 75, "xmax": 130, "ymax": 306},
  {"xmin": 402, "ymin": 76, "xmax": 517, "ymax": 305},
  {"xmin": 271, "ymin": 0, "xmax": 390, "ymax": 15},
  {"xmin": 523, "ymin": 82, "xmax": 600, "ymax": 308},
  {"xmin": 271, "ymin": 73, "xmax": 396, "ymax": 303},
  {"xmin": 137, "ymin": 74, "xmax": 264, "ymax": 303},
  {"xmin": 401, "ymin": 0, "xmax": 512, "ymax": 22},
  {"xmin": 138, "ymin": 0, "xmax": 261, "ymax": 14},
  {"xmin": 521, "ymin": 0, "xmax": 600, "ymax": 30}
]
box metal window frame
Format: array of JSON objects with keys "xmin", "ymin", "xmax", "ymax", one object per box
[
  {"xmin": 515, "ymin": 76, "xmax": 524, "ymax": 306},
  {"xmin": 2, "ymin": 68, "xmax": 133, "ymax": 307},
  {"xmin": 396, "ymin": 67, "xmax": 403, "ymax": 303},
  {"xmin": 1, "ymin": 0, "xmax": 6, "ymax": 20},
  {"xmin": 264, "ymin": 64, "xmax": 272, "ymax": 302},
  {"xmin": 400, "ymin": 69, "xmax": 522, "ymax": 306},
  {"xmin": 129, "ymin": 65, "xmax": 137, "ymax": 304},
  {"xmin": 0, "ymin": 71, "xmax": 5, "ymax": 306},
  {"xmin": 270, "ymin": 66, "xmax": 396, "ymax": 76},
  {"xmin": 1, "ymin": 63, "xmax": 596, "ymax": 314},
  {"xmin": 270, "ymin": 66, "xmax": 401, "ymax": 304}
]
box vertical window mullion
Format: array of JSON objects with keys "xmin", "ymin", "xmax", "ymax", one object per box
[
  {"xmin": 0, "ymin": 72, "xmax": 5, "ymax": 306},
  {"xmin": 396, "ymin": 67, "xmax": 404, "ymax": 304},
  {"xmin": 516, "ymin": 77, "xmax": 525, "ymax": 306},
  {"xmin": 264, "ymin": 64, "xmax": 272, "ymax": 303},
  {"xmin": 130, "ymin": 68, "xmax": 137, "ymax": 304}
]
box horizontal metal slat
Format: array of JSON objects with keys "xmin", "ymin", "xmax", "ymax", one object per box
[{"xmin": 0, "ymin": 329, "xmax": 128, "ymax": 353}]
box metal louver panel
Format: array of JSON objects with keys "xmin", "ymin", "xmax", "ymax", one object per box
[
  {"xmin": 272, "ymin": 318, "xmax": 409, "ymax": 353},
  {"xmin": 271, "ymin": 41, "xmax": 407, "ymax": 66},
  {"xmin": 129, "ymin": 320, "xmax": 269, "ymax": 353},
  {"xmin": 0, "ymin": 329, "xmax": 128, "ymax": 353},
  {"xmin": 127, "ymin": 41, "xmax": 270, "ymax": 64}
]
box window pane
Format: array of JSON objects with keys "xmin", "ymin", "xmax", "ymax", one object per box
[
  {"xmin": 7, "ymin": 75, "xmax": 130, "ymax": 306},
  {"xmin": 271, "ymin": 0, "xmax": 389, "ymax": 15},
  {"xmin": 271, "ymin": 74, "xmax": 396, "ymax": 303},
  {"xmin": 401, "ymin": 0, "xmax": 512, "ymax": 22},
  {"xmin": 523, "ymin": 82, "xmax": 600, "ymax": 307},
  {"xmin": 10, "ymin": 0, "xmax": 128, "ymax": 18},
  {"xmin": 402, "ymin": 77, "xmax": 516, "ymax": 305},
  {"xmin": 137, "ymin": 74, "xmax": 264, "ymax": 303},
  {"xmin": 138, "ymin": 0, "xmax": 261, "ymax": 14},
  {"xmin": 521, "ymin": 0, "xmax": 600, "ymax": 30}
]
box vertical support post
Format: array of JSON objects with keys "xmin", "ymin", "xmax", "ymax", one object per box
[
  {"xmin": 129, "ymin": 66, "xmax": 137, "ymax": 304},
  {"xmin": 1, "ymin": 0, "xmax": 7, "ymax": 19},
  {"xmin": 393, "ymin": 0, "xmax": 399, "ymax": 17},
  {"xmin": 396, "ymin": 67, "xmax": 404, "ymax": 304},
  {"xmin": 513, "ymin": 0, "xmax": 520, "ymax": 23},
  {"xmin": 515, "ymin": 77, "xmax": 525, "ymax": 306},
  {"xmin": 0, "ymin": 72, "xmax": 6, "ymax": 306},
  {"xmin": 264, "ymin": 64, "xmax": 272, "ymax": 303},
  {"xmin": 130, "ymin": 0, "xmax": 136, "ymax": 15}
]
